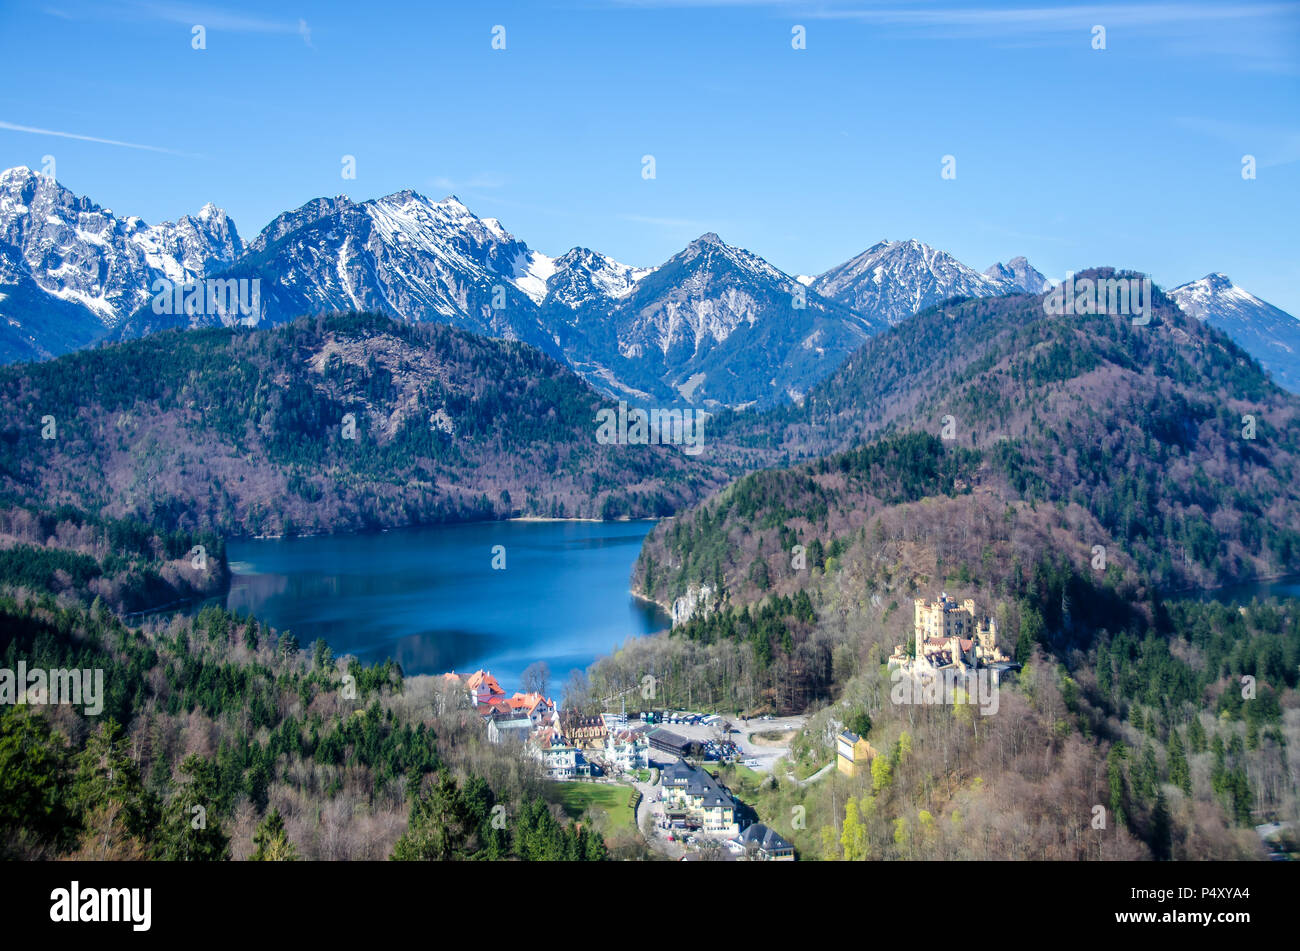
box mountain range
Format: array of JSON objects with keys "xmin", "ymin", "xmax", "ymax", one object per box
[
  {"xmin": 2, "ymin": 165, "xmax": 1297, "ymax": 402},
  {"xmin": 0, "ymin": 166, "xmax": 242, "ymax": 360}
]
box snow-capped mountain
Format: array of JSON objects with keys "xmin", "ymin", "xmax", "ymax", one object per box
[
  {"xmin": 6, "ymin": 166, "xmax": 1294, "ymax": 403},
  {"xmin": 0, "ymin": 166, "xmax": 242, "ymax": 331},
  {"xmin": 0, "ymin": 242, "xmax": 105, "ymax": 362},
  {"xmin": 579, "ymin": 232, "xmax": 886, "ymax": 406},
  {"xmin": 544, "ymin": 247, "xmax": 651, "ymax": 310},
  {"xmin": 984, "ymin": 256, "xmax": 1051, "ymax": 294},
  {"xmin": 811, "ymin": 239, "xmax": 1016, "ymax": 325},
  {"xmin": 115, "ymin": 188, "xmax": 567, "ymax": 355},
  {"xmin": 1171, "ymin": 273, "xmax": 1300, "ymax": 393}
]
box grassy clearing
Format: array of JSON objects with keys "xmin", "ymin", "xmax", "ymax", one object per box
[
  {"xmin": 705, "ymin": 763, "xmax": 767, "ymax": 799},
  {"xmin": 795, "ymin": 758, "xmax": 829, "ymax": 780},
  {"xmin": 546, "ymin": 782, "xmax": 637, "ymax": 835}
]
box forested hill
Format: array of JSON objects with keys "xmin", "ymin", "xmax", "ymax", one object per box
[
  {"xmin": 676, "ymin": 268, "xmax": 1300, "ymax": 600},
  {"xmin": 0, "ymin": 312, "xmax": 725, "ymax": 536},
  {"xmin": 713, "ymin": 270, "xmax": 1295, "ymax": 461},
  {"xmin": 609, "ymin": 270, "xmax": 1300, "ymax": 861}
]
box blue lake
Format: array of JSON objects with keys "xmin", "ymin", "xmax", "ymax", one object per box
[
  {"xmin": 224, "ymin": 519, "xmax": 668, "ymax": 692},
  {"xmin": 1190, "ymin": 574, "xmax": 1300, "ymax": 606}
]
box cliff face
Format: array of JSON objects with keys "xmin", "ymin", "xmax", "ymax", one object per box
[{"xmin": 670, "ymin": 583, "xmax": 715, "ymax": 628}]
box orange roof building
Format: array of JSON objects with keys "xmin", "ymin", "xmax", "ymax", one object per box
[{"xmin": 465, "ymin": 669, "xmax": 506, "ymax": 705}]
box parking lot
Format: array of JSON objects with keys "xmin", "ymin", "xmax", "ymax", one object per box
[{"xmin": 628, "ymin": 712, "xmax": 808, "ymax": 773}]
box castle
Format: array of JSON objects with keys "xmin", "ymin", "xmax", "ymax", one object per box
[{"xmin": 889, "ymin": 594, "xmax": 1007, "ymax": 672}]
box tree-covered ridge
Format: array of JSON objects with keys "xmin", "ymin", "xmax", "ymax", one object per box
[
  {"xmin": 645, "ymin": 270, "xmax": 1300, "ymax": 612},
  {"xmin": 0, "ymin": 312, "xmax": 724, "ymax": 537},
  {"xmin": 716, "ymin": 271, "xmax": 1277, "ymax": 453},
  {"xmin": 0, "ymin": 504, "xmax": 227, "ymax": 614},
  {"xmin": 635, "ymin": 431, "xmax": 981, "ymax": 609}
]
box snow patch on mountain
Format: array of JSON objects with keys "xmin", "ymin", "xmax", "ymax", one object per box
[
  {"xmin": 984, "ymin": 256, "xmax": 1051, "ymax": 294},
  {"xmin": 0, "ymin": 166, "xmax": 242, "ymax": 329},
  {"xmin": 812, "ymin": 238, "xmax": 1013, "ymax": 325},
  {"xmin": 1172, "ymin": 273, "xmax": 1300, "ymax": 393},
  {"xmin": 512, "ymin": 250, "xmax": 556, "ymax": 304}
]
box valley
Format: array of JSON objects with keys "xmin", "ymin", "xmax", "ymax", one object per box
[{"xmin": 1, "ymin": 199, "xmax": 1297, "ymax": 867}]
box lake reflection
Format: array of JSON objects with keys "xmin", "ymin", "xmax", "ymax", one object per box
[{"xmin": 225, "ymin": 519, "xmax": 669, "ymax": 691}]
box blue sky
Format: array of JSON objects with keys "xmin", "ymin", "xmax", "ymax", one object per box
[{"xmin": 2, "ymin": 0, "xmax": 1297, "ymax": 311}]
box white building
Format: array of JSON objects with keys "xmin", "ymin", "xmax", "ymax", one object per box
[
  {"xmin": 486, "ymin": 712, "xmax": 533, "ymax": 745},
  {"xmin": 604, "ymin": 730, "xmax": 650, "ymax": 773},
  {"xmin": 531, "ymin": 735, "xmax": 593, "ymax": 780}
]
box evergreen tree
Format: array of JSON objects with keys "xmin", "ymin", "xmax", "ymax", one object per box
[
  {"xmin": 0, "ymin": 707, "xmax": 75, "ymax": 856},
  {"xmin": 251, "ymin": 808, "xmax": 298, "ymax": 861},
  {"xmin": 157, "ymin": 755, "xmax": 231, "ymax": 861},
  {"xmin": 1151, "ymin": 791, "xmax": 1172, "ymax": 860},
  {"xmin": 1168, "ymin": 728, "xmax": 1191, "ymax": 796},
  {"xmin": 392, "ymin": 770, "xmax": 472, "ymax": 861},
  {"xmin": 70, "ymin": 720, "xmax": 157, "ymax": 848},
  {"xmin": 1107, "ymin": 742, "xmax": 1129, "ymax": 830},
  {"xmin": 277, "ymin": 631, "xmax": 300, "ymax": 659}
]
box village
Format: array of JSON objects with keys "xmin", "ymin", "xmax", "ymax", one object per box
[
  {"xmin": 436, "ymin": 666, "xmax": 802, "ymax": 859},
  {"xmin": 437, "ymin": 594, "xmax": 1016, "ymax": 861}
]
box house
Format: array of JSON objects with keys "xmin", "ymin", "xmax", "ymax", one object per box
[
  {"xmin": 506, "ymin": 691, "xmax": 557, "ymax": 729},
  {"xmin": 737, "ymin": 823, "xmax": 795, "ymax": 860},
  {"xmin": 486, "ymin": 711, "xmax": 533, "ymax": 745},
  {"xmin": 836, "ymin": 730, "xmax": 877, "ymax": 777},
  {"xmin": 532, "ymin": 732, "xmax": 592, "ymax": 780},
  {"xmin": 604, "ymin": 729, "xmax": 650, "ymax": 773},
  {"xmin": 561, "ymin": 712, "xmax": 608, "ymax": 748},
  {"xmin": 476, "ymin": 695, "xmax": 513, "ymax": 719},
  {"xmin": 465, "ymin": 669, "xmax": 506, "ymax": 707},
  {"xmin": 539, "ymin": 744, "xmax": 583, "ymax": 780},
  {"xmin": 660, "ymin": 760, "xmax": 739, "ymax": 835}
]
